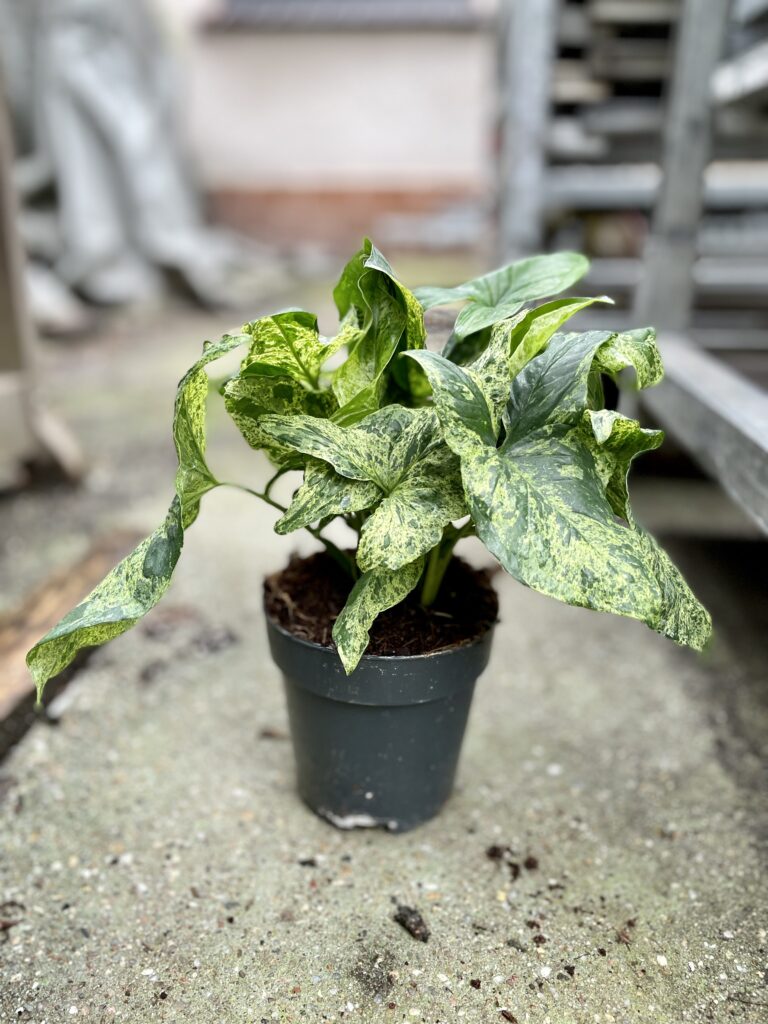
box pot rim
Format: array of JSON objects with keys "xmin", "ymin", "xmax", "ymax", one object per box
[{"xmin": 263, "ymin": 606, "xmax": 497, "ymax": 665}]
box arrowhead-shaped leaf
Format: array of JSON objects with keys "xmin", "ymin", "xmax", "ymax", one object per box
[
  {"xmin": 357, "ymin": 446, "xmax": 466, "ymax": 572},
  {"xmin": 454, "ymin": 330, "xmax": 711, "ymax": 650},
  {"xmin": 242, "ymin": 310, "xmax": 345, "ymax": 390},
  {"xmin": 222, "ymin": 363, "xmax": 335, "ymax": 468},
  {"xmin": 332, "ymin": 557, "xmax": 425, "ymax": 673},
  {"xmin": 413, "ymin": 252, "xmax": 590, "ymax": 339},
  {"xmin": 27, "ymin": 332, "xmax": 247, "ymax": 698},
  {"xmin": 332, "ymin": 239, "xmax": 425, "ymax": 423},
  {"xmin": 275, "ymin": 460, "xmax": 380, "ymax": 534},
  {"xmin": 262, "ymin": 405, "xmax": 465, "ymax": 572}
]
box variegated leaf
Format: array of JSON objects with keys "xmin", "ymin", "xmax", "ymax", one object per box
[
  {"xmin": 456, "ymin": 330, "xmax": 711, "ymax": 650},
  {"xmin": 332, "ymin": 557, "xmax": 425, "ymax": 673},
  {"xmin": 27, "ymin": 333, "xmax": 247, "ymax": 698},
  {"xmin": 357, "ymin": 447, "xmax": 466, "ymax": 572},
  {"xmin": 585, "ymin": 409, "xmax": 663, "ymax": 520},
  {"xmin": 275, "ymin": 461, "xmax": 380, "ymax": 534},
  {"xmin": 242, "ymin": 310, "xmax": 345, "ymax": 389},
  {"xmin": 332, "ymin": 239, "xmax": 425, "ymax": 422},
  {"xmin": 413, "ymin": 251, "xmax": 590, "ymax": 339},
  {"xmin": 222, "ymin": 364, "xmax": 335, "ymax": 467}
]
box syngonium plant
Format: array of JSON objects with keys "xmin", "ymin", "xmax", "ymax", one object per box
[{"xmin": 27, "ymin": 240, "xmax": 711, "ymax": 695}]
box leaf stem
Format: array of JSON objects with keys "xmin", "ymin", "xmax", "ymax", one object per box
[
  {"xmin": 222, "ymin": 481, "xmax": 357, "ymax": 579},
  {"xmin": 420, "ymin": 521, "xmax": 475, "ymax": 607}
]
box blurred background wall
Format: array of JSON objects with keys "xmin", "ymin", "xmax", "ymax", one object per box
[{"xmin": 153, "ymin": 0, "xmax": 496, "ymax": 248}]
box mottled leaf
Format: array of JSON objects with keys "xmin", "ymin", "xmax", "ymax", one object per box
[
  {"xmin": 456, "ymin": 330, "xmax": 711, "ymax": 650},
  {"xmin": 332, "ymin": 557, "xmax": 425, "ymax": 673},
  {"xmin": 27, "ymin": 333, "xmax": 247, "ymax": 697},
  {"xmin": 403, "ymin": 350, "xmax": 496, "ymax": 456},
  {"xmin": 357, "ymin": 447, "xmax": 466, "ymax": 572},
  {"xmin": 242, "ymin": 310, "xmax": 344, "ymax": 389},
  {"xmin": 413, "ymin": 252, "xmax": 590, "ymax": 339},
  {"xmin": 332, "ymin": 239, "xmax": 425, "ymax": 422},
  {"xmin": 275, "ymin": 461, "xmax": 380, "ymax": 534},
  {"xmin": 585, "ymin": 409, "xmax": 663, "ymax": 520},
  {"xmin": 222, "ymin": 363, "xmax": 335, "ymax": 467}
]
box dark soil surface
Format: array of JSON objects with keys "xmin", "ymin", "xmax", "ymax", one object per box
[{"xmin": 263, "ymin": 551, "xmax": 498, "ymax": 657}]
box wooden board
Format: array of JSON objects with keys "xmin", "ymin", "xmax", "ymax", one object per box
[
  {"xmin": 0, "ymin": 530, "xmax": 142, "ymax": 723},
  {"xmin": 642, "ymin": 337, "xmax": 768, "ymax": 533}
]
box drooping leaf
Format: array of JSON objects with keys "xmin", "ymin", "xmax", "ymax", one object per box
[
  {"xmin": 357, "ymin": 446, "xmax": 466, "ymax": 572},
  {"xmin": 332, "ymin": 239, "xmax": 425, "ymax": 422},
  {"xmin": 222, "ymin": 363, "xmax": 335, "ymax": 467},
  {"xmin": 585, "ymin": 409, "xmax": 663, "ymax": 520},
  {"xmin": 27, "ymin": 333, "xmax": 247, "ymax": 698},
  {"xmin": 332, "ymin": 557, "xmax": 425, "ymax": 674},
  {"xmin": 275, "ymin": 461, "xmax": 380, "ymax": 535},
  {"xmin": 413, "ymin": 252, "xmax": 590, "ymax": 339},
  {"xmin": 402, "ymin": 350, "xmax": 496, "ymax": 456},
  {"xmin": 242, "ymin": 310, "xmax": 345, "ymax": 390},
  {"xmin": 452, "ymin": 330, "xmax": 711, "ymax": 650},
  {"xmin": 594, "ymin": 326, "xmax": 663, "ymax": 390}
]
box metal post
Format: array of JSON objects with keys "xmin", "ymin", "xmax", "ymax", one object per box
[
  {"xmin": 633, "ymin": 0, "xmax": 731, "ymax": 330},
  {"xmin": 497, "ymin": 0, "xmax": 559, "ymax": 260}
]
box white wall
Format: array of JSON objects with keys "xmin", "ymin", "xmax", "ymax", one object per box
[{"xmin": 154, "ymin": 2, "xmax": 495, "ymax": 192}]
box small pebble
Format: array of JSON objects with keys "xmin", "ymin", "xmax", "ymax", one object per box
[{"xmin": 656, "ymin": 955, "xmax": 668, "ymax": 967}]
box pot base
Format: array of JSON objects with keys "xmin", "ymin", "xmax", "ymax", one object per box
[{"xmin": 267, "ymin": 613, "xmax": 494, "ymax": 833}]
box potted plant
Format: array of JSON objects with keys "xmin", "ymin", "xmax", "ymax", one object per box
[{"xmin": 26, "ymin": 240, "xmax": 711, "ymax": 832}]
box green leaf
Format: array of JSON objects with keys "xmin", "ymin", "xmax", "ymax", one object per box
[
  {"xmin": 263, "ymin": 405, "xmax": 464, "ymax": 571},
  {"xmin": 332, "ymin": 557, "xmax": 425, "ymax": 673},
  {"xmin": 332, "ymin": 239, "xmax": 425, "ymax": 422},
  {"xmin": 275, "ymin": 461, "xmax": 380, "ymax": 534},
  {"xmin": 357, "ymin": 446, "xmax": 466, "ymax": 572},
  {"xmin": 456, "ymin": 330, "xmax": 711, "ymax": 650},
  {"xmin": 27, "ymin": 333, "xmax": 247, "ymax": 698},
  {"xmin": 585, "ymin": 409, "xmax": 663, "ymax": 520},
  {"xmin": 241, "ymin": 310, "xmax": 344, "ymax": 390},
  {"xmin": 260, "ymin": 405, "xmax": 442, "ymax": 491},
  {"xmin": 413, "ymin": 252, "xmax": 590, "ymax": 339},
  {"xmin": 595, "ymin": 327, "xmax": 663, "ymax": 390},
  {"xmin": 222, "ymin": 363, "xmax": 335, "ymax": 467},
  {"xmin": 403, "ymin": 350, "xmax": 496, "ymax": 456},
  {"xmin": 466, "ymin": 296, "xmax": 612, "ymax": 432}
]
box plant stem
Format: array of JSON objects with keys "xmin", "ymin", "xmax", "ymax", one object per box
[
  {"xmin": 222, "ymin": 481, "xmax": 357, "ymax": 579},
  {"xmin": 420, "ymin": 521, "xmax": 475, "ymax": 607}
]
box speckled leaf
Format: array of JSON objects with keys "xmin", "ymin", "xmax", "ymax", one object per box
[
  {"xmin": 585, "ymin": 409, "xmax": 663, "ymax": 520},
  {"xmin": 403, "ymin": 350, "xmax": 496, "ymax": 456},
  {"xmin": 357, "ymin": 447, "xmax": 467, "ymax": 572},
  {"xmin": 413, "ymin": 252, "xmax": 590, "ymax": 339},
  {"xmin": 27, "ymin": 333, "xmax": 247, "ymax": 697},
  {"xmin": 260, "ymin": 406, "xmax": 442, "ymax": 491},
  {"xmin": 332, "ymin": 240, "xmax": 425, "ymax": 421},
  {"xmin": 275, "ymin": 461, "xmax": 380, "ymax": 534},
  {"xmin": 222, "ymin": 364, "xmax": 335, "ymax": 467},
  {"xmin": 242, "ymin": 310, "xmax": 345, "ymax": 389},
  {"xmin": 457, "ymin": 330, "xmax": 711, "ymax": 650},
  {"xmin": 594, "ymin": 326, "xmax": 663, "ymax": 390},
  {"xmin": 332, "ymin": 557, "xmax": 425, "ymax": 673}
]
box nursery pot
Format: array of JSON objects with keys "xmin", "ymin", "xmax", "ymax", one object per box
[{"xmin": 266, "ymin": 614, "xmax": 495, "ymax": 832}]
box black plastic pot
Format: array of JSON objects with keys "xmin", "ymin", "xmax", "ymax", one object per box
[{"xmin": 266, "ymin": 614, "xmax": 494, "ymax": 832}]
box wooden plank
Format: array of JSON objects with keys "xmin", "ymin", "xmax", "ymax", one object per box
[
  {"xmin": 547, "ymin": 161, "xmax": 768, "ymax": 210},
  {"xmin": 498, "ymin": 0, "xmax": 559, "ymax": 257},
  {"xmin": 0, "ymin": 530, "xmax": 142, "ymax": 723},
  {"xmin": 633, "ymin": 0, "xmax": 730, "ymax": 330},
  {"xmin": 734, "ymin": 0, "xmax": 768, "ymax": 24},
  {"xmin": 643, "ymin": 337, "xmax": 768, "ymax": 533},
  {"xmin": 588, "ymin": 0, "xmax": 679, "ymax": 24},
  {"xmin": 712, "ymin": 38, "xmax": 768, "ymax": 106}
]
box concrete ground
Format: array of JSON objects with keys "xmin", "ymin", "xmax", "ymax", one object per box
[{"xmin": 1, "ymin": 296, "xmax": 767, "ymax": 1024}]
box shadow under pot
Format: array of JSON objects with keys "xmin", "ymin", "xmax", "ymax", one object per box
[{"xmin": 265, "ymin": 614, "xmax": 495, "ymax": 833}]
